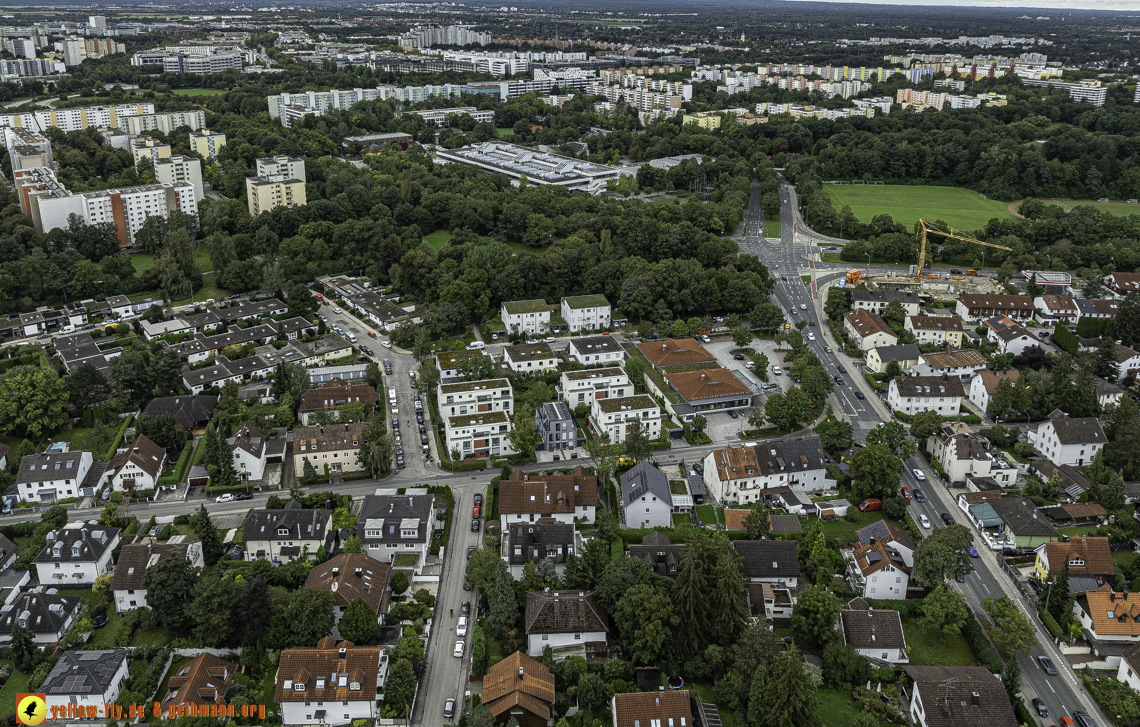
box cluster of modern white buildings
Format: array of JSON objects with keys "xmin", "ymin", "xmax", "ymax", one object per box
[
  {"xmin": 398, "ymin": 24, "xmax": 491, "ymax": 48},
  {"xmin": 130, "ymin": 43, "xmax": 246, "ymax": 74},
  {"xmin": 267, "ymin": 84, "xmax": 463, "ymax": 125},
  {"xmin": 896, "ymin": 88, "xmax": 1009, "ymax": 111}
]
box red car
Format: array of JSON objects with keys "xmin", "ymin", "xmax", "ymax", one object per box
[
  {"xmin": 900, "ymin": 486, "xmax": 912, "ymax": 500},
  {"xmin": 472, "ymin": 505, "xmax": 481, "ymax": 518}
]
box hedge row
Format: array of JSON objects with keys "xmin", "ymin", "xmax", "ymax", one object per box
[
  {"xmin": 1053, "ymin": 322, "xmax": 1080, "ymax": 356},
  {"xmin": 104, "ymin": 413, "xmax": 135, "ymax": 461},
  {"xmin": 1040, "ymin": 609, "xmax": 1064, "ymax": 640},
  {"xmin": 158, "ymin": 441, "xmax": 194, "ymax": 486},
  {"xmin": 961, "ymin": 614, "xmax": 1003, "ymax": 673}
]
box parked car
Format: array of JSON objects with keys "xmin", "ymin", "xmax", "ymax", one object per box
[
  {"xmin": 1028, "ymin": 578, "xmax": 1043, "ymax": 593},
  {"xmin": 461, "ymin": 600, "xmax": 470, "ymax": 615},
  {"xmin": 858, "ymin": 498, "xmax": 882, "ymax": 512},
  {"xmin": 701, "ymin": 334, "xmax": 711, "ymax": 343},
  {"xmin": 471, "ymin": 519, "xmax": 480, "ymax": 532},
  {"xmin": 453, "ymin": 640, "xmax": 465, "ymax": 658},
  {"xmin": 472, "ymin": 505, "xmax": 481, "ymax": 518},
  {"xmin": 1074, "ymin": 711, "xmax": 1097, "ymax": 727},
  {"xmin": 1038, "ymin": 656, "xmax": 1057, "ymax": 675},
  {"xmin": 941, "ymin": 512, "xmax": 953, "ymax": 525},
  {"xmin": 1032, "ymin": 698, "xmax": 1047, "ymax": 718},
  {"xmin": 799, "ymin": 304, "xmax": 806, "ymax": 310},
  {"xmin": 734, "ymin": 354, "xmax": 746, "ymax": 360},
  {"xmin": 215, "ymin": 493, "xmax": 234, "ymax": 503},
  {"xmin": 474, "ymin": 493, "xmax": 483, "ymax": 506},
  {"xmin": 463, "ymin": 579, "xmax": 471, "ymax": 590},
  {"xmin": 457, "ymin": 617, "xmax": 468, "ymax": 636},
  {"xmin": 727, "ymin": 409, "xmax": 738, "ymax": 419},
  {"xmin": 444, "ymin": 699, "xmax": 456, "ymax": 719}
]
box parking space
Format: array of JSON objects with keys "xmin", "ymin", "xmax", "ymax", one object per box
[{"xmin": 703, "ymin": 338, "xmax": 789, "ymax": 393}]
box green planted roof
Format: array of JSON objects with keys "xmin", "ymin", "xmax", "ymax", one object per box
[
  {"xmin": 563, "ymin": 294, "xmax": 610, "ymax": 309},
  {"xmin": 502, "ymin": 299, "xmax": 551, "ymax": 315}
]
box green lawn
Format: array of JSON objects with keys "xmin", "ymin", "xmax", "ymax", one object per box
[
  {"xmin": 687, "ymin": 681, "xmax": 735, "ymax": 727},
  {"xmin": 694, "ymin": 505, "xmax": 719, "ymax": 526},
  {"xmin": 131, "ymin": 249, "xmax": 213, "ymax": 275},
  {"xmin": 1026, "ymin": 198, "xmax": 1140, "ymax": 217},
  {"xmin": 171, "ymin": 88, "xmax": 228, "ymax": 96},
  {"xmin": 819, "ymin": 510, "xmax": 895, "ymax": 545},
  {"xmin": 824, "ymin": 184, "xmax": 1018, "ymax": 233},
  {"xmin": 170, "ymin": 273, "xmax": 232, "ymax": 306},
  {"xmin": 903, "ymin": 617, "xmax": 978, "ymax": 666},
  {"xmin": 0, "ymin": 665, "xmax": 30, "ymax": 716},
  {"xmin": 1059, "ymin": 526, "xmax": 1101, "ymax": 537},
  {"xmin": 815, "ymin": 689, "xmax": 893, "ymax": 727},
  {"xmin": 495, "ymin": 127, "xmax": 515, "ymax": 138},
  {"xmin": 1114, "ymin": 549, "xmax": 1137, "ymax": 574},
  {"xmin": 423, "ymin": 229, "xmax": 453, "ymax": 250}
]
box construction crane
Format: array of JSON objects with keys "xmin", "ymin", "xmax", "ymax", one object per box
[{"xmin": 915, "ymin": 219, "xmax": 1013, "ymax": 278}]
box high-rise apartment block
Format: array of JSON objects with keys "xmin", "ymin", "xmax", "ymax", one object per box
[
  {"xmin": 129, "ymin": 136, "xmax": 172, "ymax": 165},
  {"xmin": 0, "ymin": 103, "xmax": 155, "ymax": 133},
  {"xmin": 189, "ymin": 129, "xmax": 226, "ymax": 159},
  {"xmin": 255, "ymin": 156, "xmax": 306, "ymax": 182},
  {"xmin": 246, "ymin": 176, "xmax": 306, "ymax": 217},
  {"xmin": 155, "ymin": 155, "xmax": 204, "ymax": 202},
  {"xmin": 122, "ymin": 110, "xmax": 206, "ymax": 135}
]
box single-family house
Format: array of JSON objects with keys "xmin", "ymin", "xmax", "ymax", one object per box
[
  {"xmin": 34, "ymin": 523, "xmax": 120, "ymax": 585},
  {"xmin": 901, "ymin": 665, "xmax": 1017, "ymax": 727},
  {"xmin": 304, "ymin": 552, "xmax": 392, "ymax": 625},
  {"xmin": 1117, "ymin": 345, "xmax": 1140, "ymax": 380},
  {"xmin": 1034, "ymin": 295, "xmax": 1079, "ymax": 326},
  {"xmin": 865, "ymin": 344, "xmax": 922, "ymax": 374},
  {"xmin": 1035, "ymin": 413, "xmax": 1105, "ymax": 467},
  {"xmin": 16, "ymin": 450, "xmax": 93, "ymax": 504},
  {"xmin": 844, "ymin": 309, "xmax": 898, "ymax": 351},
  {"xmin": 985, "ymin": 316, "xmax": 1039, "ymax": 356},
  {"xmin": 275, "ymin": 637, "xmax": 388, "ymax": 726},
  {"xmin": 524, "ymin": 589, "xmax": 608, "ymax": 658},
  {"xmin": 733, "ymin": 540, "xmax": 800, "ymax": 587},
  {"xmin": 855, "ymin": 520, "xmax": 917, "ymax": 568},
  {"xmin": 627, "ymin": 532, "xmax": 685, "ymax": 578},
  {"xmin": 41, "ymin": 650, "xmax": 130, "ymax": 715},
  {"xmin": 0, "ymin": 589, "xmax": 82, "ymax": 644},
  {"xmin": 887, "ymin": 374, "xmax": 964, "ymax": 416},
  {"xmin": 1034, "ymin": 536, "xmax": 1115, "ymax": 586},
  {"xmin": 701, "ymin": 437, "xmax": 833, "ymax": 505},
  {"xmin": 103, "ymin": 434, "xmax": 166, "ymax": 493},
  {"xmin": 483, "ymin": 651, "xmax": 555, "ymax": 727},
  {"xmin": 243, "ymin": 503, "xmax": 332, "ymax": 564},
  {"xmin": 968, "ymin": 369, "xmax": 1020, "ymax": 414},
  {"xmin": 911, "ymin": 349, "xmax": 987, "ymax": 381},
  {"xmin": 504, "ymin": 521, "xmax": 577, "ymax": 577},
  {"xmin": 841, "ymin": 597, "xmax": 909, "ymax": 665},
  {"xmin": 298, "ymin": 379, "xmax": 379, "ymax": 425},
  {"xmin": 1075, "ymin": 586, "xmax": 1140, "ymax": 642},
  {"xmin": 111, "ymin": 541, "xmax": 204, "ymax": 613},
  {"xmin": 846, "ymin": 537, "xmax": 910, "ymax": 600},
  {"xmin": 357, "ymin": 493, "xmax": 435, "ymax": 575},
  {"xmin": 1118, "ymin": 643, "xmax": 1140, "ymax": 692},
  {"xmin": 293, "ymin": 423, "xmax": 365, "ymax": 477},
  {"xmin": 228, "ymin": 425, "xmax": 268, "ymax": 482},
  {"xmin": 928, "ymin": 422, "xmax": 1018, "ymax": 485},
  {"xmin": 905, "ymin": 315, "xmax": 965, "ymax": 347},
  {"xmin": 620, "ymin": 462, "xmax": 673, "ymax": 529},
  {"xmin": 1105, "ymin": 272, "xmax": 1140, "ymax": 296},
  {"xmin": 142, "ymin": 395, "xmax": 217, "ymax": 430},
  {"xmin": 161, "ymin": 653, "xmax": 235, "ymax": 710},
  {"xmin": 611, "ymin": 691, "xmax": 692, "ymax": 727}
]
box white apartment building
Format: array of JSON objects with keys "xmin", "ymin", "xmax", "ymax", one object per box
[
  {"xmin": 504, "ymin": 343, "xmax": 558, "ymax": 373},
  {"xmin": 501, "ymin": 299, "xmax": 551, "ymax": 336},
  {"xmin": 1035, "ymin": 415, "xmax": 1105, "ymax": 467},
  {"xmin": 560, "ymin": 367, "xmax": 632, "ymax": 407},
  {"xmin": 561, "ymin": 295, "xmax": 611, "ymax": 332},
  {"xmin": 928, "ymin": 422, "xmax": 1018, "ymax": 486},
  {"xmin": 968, "ymin": 369, "xmax": 1020, "ymax": 413},
  {"xmin": 15, "ymin": 450, "xmax": 93, "ymax": 503},
  {"xmin": 437, "ymin": 378, "xmax": 513, "ymax": 418},
  {"xmin": 887, "ymin": 375, "xmax": 965, "ymax": 416},
  {"xmin": 34, "ymin": 523, "xmax": 120, "ymax": 586},
  {"xmin": 122, "ymin": 110, "xmax": 207, "ymax": 135},
  {"xmin": 443, "ymin": 411, "xmax": 516, "ymax": 460},
  {"xmin": 267, "ymin": 85, "xmax": 461, "ymax": 120},
  {"xmin": 408, "ymin": 106, "xmax": 495, "ymax": 127},
  {"xmin": 155, "ymin": 154, "xmax": 204, "ymax": 201},
  {"xmin": 567, "ymin": 336, "xmax": 625, "ymax": 366},
  {"xmin": 0, "ymin": 103, "xmax": 155, "ymax": 133},
  {"xmin": 256, "ymin": 155, "xmax": 306, "ymax": 181},
  {"xmin": 702, "ymin": 438, "xmax": 832, "ymax": 505},
  {"xmin": 229, "ymin": 425, "xmax": 268, "ymax": 482},
  {"xmin": 588, "ymin": 395, "xmax": 661, "ymax": 444}
]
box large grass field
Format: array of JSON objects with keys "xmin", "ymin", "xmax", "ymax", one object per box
[
  {"xmin": 171, "ymin": 88, "xmax": 228, "ymax": 96},
  {"xmin": 1026, "ymin": 198, "xmax": 1140, "ymax": 217},
  {"xmin": 823, "ymin": 184, "xmax": 1018, "ymax": 232}
]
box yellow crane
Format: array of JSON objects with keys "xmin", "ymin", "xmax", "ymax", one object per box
[{"xmin": 915, "ymin": 219, "xmax": 1013, "ymax": 278}]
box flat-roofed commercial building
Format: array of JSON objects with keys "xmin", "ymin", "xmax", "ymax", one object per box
[{"xmin": 435, "ymin": 142, "xmax": 626, "ymax": 195}]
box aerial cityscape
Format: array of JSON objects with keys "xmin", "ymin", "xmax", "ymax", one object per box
[{"xmin": 0, "ymin": 2, "xmax": 1138, "ymax": 727}]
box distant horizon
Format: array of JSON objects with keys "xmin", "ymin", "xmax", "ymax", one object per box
[{"xmin": 765, "ymin": 0, "xmax": 1140, "ymax": 10}]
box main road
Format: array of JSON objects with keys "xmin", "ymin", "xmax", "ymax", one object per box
[{"xmin": 754, "ymin": 178, "xmax": 1109, "ymax": 727}]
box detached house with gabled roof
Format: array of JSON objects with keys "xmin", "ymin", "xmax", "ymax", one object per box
[
  {"xmin": 16, "ymin": 450, "xmax": 93, "ymax": 504},
  {"xmin": 844, "ymin": 309, "xmax": 898, "ymax": 352},
  {"xmin": 228, "ymin": 425, "xmax": 268, "ymax": 482},
  {"xmin": 1035, "ymin": 412, "xmax": 1106, "ymax": 467},
  {"xmin": 901, "ymin": 665, "xmax": 1017, "ymax": 727},
  {"xmin": 357, "ymin": 493, "xmax": 435, "ymax": 575},
  {"xmin": 612, "ymin": 691, "xmax": 693, "ymax": 727},
  {"xmin": 733, "ymin": 540, "xmax": 800, "ymax": 587},
  {"xmin": 504, "ymin": 521, "xmax": 577, "ymax": 577},
  {"xmin": 1033, "ymin": 294, "xmax": 1079, "ymax": 326},
  {"xmin": 841, "ymin": 597, "xmax": 909, "ymax": 665},
  {"xmin": 498, "ymin": 467, "xmax": 598, "ymax": 530},
  {"xmin": 985, "ymin": 316, "xmax": 1039, "ymax": 357},
  {"xmin": 293, "ymin": 422, "xmax": 365, "ymax": 477},
  {"xmin": 846, "ymin": 537, "xmax": 910, "ymax": 600},
  {"xmin": 524, "ymin": 589, "xmax": 609, "ymax": 658},
  {"xmin": 620, "ymin": 462, "xmax": 673, "ymax": 529},
  {"xmin": 244, "ymin": 502, "xmax": 333, "ymax": 564},
  {"xmin": 701, "ymin": 437, "xmax": 833, "ymax": 505},
  {"xmin": 111, "ymin": 541, "xmax": 204, "ymax": 613},
  {"xmin": 304, "ymin": 552, "xmax": 392, "ymax": 625},
  {"xmin": 275, "ymin": 637, "xmax": 388, "ymax": 726},
  {"xmin": 1034, "ymin": 535, "xmax": 1115, "ymax": 586},
  {"xmin": 482, "ymin": 651, "xmax": 555, "ymax": 727},
  {"xmin": 1075, "ymin": 586, "xmax": 1140, "ymax": 642},
  {"xmin": 162, "ymin": 652, "xmax": 235, "ymax": 710},
  {"xmin": 104, "ymin": 434, "xmax": 167, "ymax": 493},
  {"xmin": 912, "ymin": 348, "xmax": 987, "ymax": 381},
  {"xmin": 34, "ymin": 523, "xmax": 120, "ymax": 585},
  {"xmin": 627, "ymin": 532, "xmax": 686, "ymax": 578},
  {"xmin": 968, "ymin": 369, "xmax": 1020, "ymax": 414},
  {"xmin": 855, "ymin": 520, "xmax": 917, "ymax": 568},
  {"xmin": 0, "ymin": 589, "xmax": 83, "ymax": 644},
  {"xmin": 298, "ymin": 379, "xmax": 380, "ymax": 425},
  {"xmin": 887, "ymin": 374, "xmax": 964, "ymax": 416}
]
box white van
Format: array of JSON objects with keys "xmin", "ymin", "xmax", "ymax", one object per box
[
  {"xmin": 466, "ymin": 341, "xmax": 485, "ymax": 350},
  {"xmin": 347, "ymin": 332, "xmax": 358, "ymax": 343},
  {"xmin": 388, "ymin": 388, "xmax": 397, "ymax": 406}
]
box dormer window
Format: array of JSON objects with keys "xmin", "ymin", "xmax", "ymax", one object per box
[
  {"xmin": 349, "ymin": 681, "xmax": 360, "ymax": 691},
  {"xmin": 294, "ymin": 682, "xmax": 305, "ymax": 691},
  {"xmin": 1069, "ymin": 557, "xmax": 1085, "ymax": 567}
]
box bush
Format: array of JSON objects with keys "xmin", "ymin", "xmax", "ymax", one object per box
[
  {"xmin": 961, "ymin": 614, "xmax": 1002, "ymax": 672},
  {"xmin": 1040, "ymin": 609, "xmax": 1064, "ymax": 640},
  {"xmin": 104, "ymin": 414, "xmax": 134, "ymax": 461}
]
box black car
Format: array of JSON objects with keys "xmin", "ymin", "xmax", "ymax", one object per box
[
  {"xmin": 1074, "ymin": 711, "xmax": 1097, "ymax": 727},
  {"xmin": 467, "ymin": 545, "xmax": 476, "ymax": 559},
  {"xmin": 1038, "ymin": 656, "xmax": 1057, "ymax": 675},
  {"xmin": 955, "ymin": 572, "xmax": 966, "ymax": 583},
  {"xmin": 834, "ymin": 376, "xmax": 845, "ymax": 385},
  {"xmin": 1028, "ymin": 578, "xmax": 1044, "ymax": 594},
  {"xmin": 734, "ymin": 354, "xmax": 746, "ymax": 360},
  {"xmin": 913, "ymin": 488, "xmax": 925, "ymax": 503},
  {"xmin": 950, "ymin": 268, "xmax": 963, "ymax": 274},
  {"xmin": 727, "ymin": 409, "xmax": 738, "ymax": 419},
  {"xmin": 471, "ymin": 519, "xmax": 481, "ymax": 532},
  {"xmin": 1031, "ymin": 698, "xmax": 1047, "ymax": 718},
  {"xmin": 236, "ymin": 492, "xmax": 253, "ymax": 501},
  {"xmin": 837, "ymin": 365, "xmax": 846, "ymax": 373},
  {"xmin": 461, "ymin": 600, "xmax": 471, "ymax": 615},
  {"xmin": 474, "ymin": 493, "xmax": 483, "ymax": 506},
  {"xmin": 854, "ymin": 391, "xmax": 865, "ymax": 400},
  {"xmin": 809, "ymin": 320, "xmax": 815, "ymax": 326},
  {"xmin": 940, "ymin": 512, "xmax": 953, "ymax": 525}
]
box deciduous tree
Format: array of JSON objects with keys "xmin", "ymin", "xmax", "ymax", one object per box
[
  {"xmin": 982, "ymin": 595, "xmax": 1037, "ymax": 656},
  {"xmin": 923, "ymin": 585, "xmax": 969, "ymax": 635},
  {"xmin": 613, "ymin": 584, "xmax": 675, "ymax": 665},
  {"xmin": 849, "ymin": 443, "xmax": 902, "ymax": 500},
  {"xmin": 814, "ymin": 406, "xmax": 853, "ymax": 451},
  {"xmin": 0, "ymin": 365, "xmax": 68, "ymax": 438},
  {"xmin": 790, "ymin": 585, "xmax": 841, "ymax": 650},
  {"xmin": 339, "ymin": 597, "xmax": 380, "ymax": 645},
  {"xmin": 143, "ymin": 549, "xmax": 201, "ymax": 629}
]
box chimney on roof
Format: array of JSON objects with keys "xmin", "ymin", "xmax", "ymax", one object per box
[
  {"xmin": 518, "ymin": 666, "xmax": 524, "ymax": 680},
  {"xmin": 332, "ymin": 567, "xmax": 340, "ymax": 576},
  {"xmin": 971, "ymin": 692, "xmax": 980, "ymax": 707},
  {"xmin": 579, "ymin": 592, "xmax": 585, "ymax": 601},
  {"xmin": 662, "ymin": 344, "xmax": 667, "ymax": 350}
]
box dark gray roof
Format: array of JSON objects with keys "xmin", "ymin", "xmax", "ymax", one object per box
[
  {"xmin": 1046, "ymin": 416, "xmax": 1106, "ymax": 446},
  {"xmin": 686, "ymin": 473, "xmax": 706, "ymax": 495},
  {"xmin": 358, "ymin": 494, "xmax": 433, "ymax": 545},
  {"xmin": 842, "ymin": 604, "xmax": 907, "ymax": 650},
  {"xmin": 628, "ymin": 532, "xmax": 686, "ymax": 578},
  {"xmin": 748, "ymin": 436, "xmax": 827, "ymax": 478},
  {"xmin": 856, "ymin": 519, "xmax": 917, "ymax": 551},
  {"xmin": 1068, "ymin": 574, "xmax": 1100, "ymax": 594},
  {"xmin": 507, "ymin": 521, "xmax": 575, "ymax": 567},
  {"xmin": 1123, "ymin": 643, "xmax": 1140, "ymax": 676},
  {"xmin": 768, "ymin": 514, "xmax": 802, "ymax": 533},
  {"xmin": 569, "ymin": 336, "xmax": 625, "ymax": 356},
  {"xmin": 891, "ymin": 374, "xmax": 965, "ymax": 398},
  {"xmin": 620, "ymin": 462, "xmax": 672, "ymax": 508},
  {"xmin": 524, "ymin": 590, "xmax": 609, "ymax": 636},
  {"xmin": 987, "ymin": 496, "xmax": 1059, "ymax": 538},
  {"xmin": 870, "ymin": 344, "xmax": 922, "ymax": 362},
  {"xmin": 537, "ymin": 401, "xmax": 573, "ymax": 423},
  {"xmin": 41, "ymin": 649, "xmax": 130, "ymax": 696},
  {"xmin": 901, "ymin": 666, "xmax": 1017, "ymax": 727},
  {"xmin": 244, "ymin": 507, "xmax": 332, "ymax": 543},
  {"xmin": 0, "ymin": 590, "xmax": 82, "ymax": 637},
  {"xmin": 853, "ymin": 289, "xmax": 922, "ymax": 306},
  {"xmin": 111, "ymin": 542, "xmax": 195, "ymax": 592},
  {"xmin": 732, "ymin": 540, "xmax": 800, "ymax": 580},
  {"xmin": 34, "ymin": 525, "xmax": 119, "ymax": 564},
  {"xmin": 16, "ymin": 451, "xmax": 88, "ymax": 486},
  {"xmin": 0, "ymin": 533, "xmax": 17, "ymax": 568}
]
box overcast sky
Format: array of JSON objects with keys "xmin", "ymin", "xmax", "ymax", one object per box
[{"xmin": 791, "ymin": 0, "xmax": 1140, "ymax": 10}]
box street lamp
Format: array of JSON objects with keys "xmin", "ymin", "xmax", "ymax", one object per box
[{"xmin": 865, "ymin": 252, "xmax": 870, "ymax": 267}]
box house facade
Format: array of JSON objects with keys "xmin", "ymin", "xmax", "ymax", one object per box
[
  {"xmin": 561, "ymin": 295, "xmax": 611, "ymax": 332},
  {"xmin": 358, "ymin": 494, "xmax": 434, "ymax": 575},
  {"xmin": 844, "ymin": 309, "xmax": 898, "ymax": 351},
  {"xmin": 865, "ymin": 344, "xmax": 921, "ymax": 374},
  {"xmin": 887, "ymin": 375, "xmax": 964, "ymax": 416},
  {"xmin": 437, "ymin": 379, "xmax": 513, "ymax": 418},
  {"xmin": 42, "ymin": 650, "xmax": 130, "ymax": 714},
  {"xmin": 588, "ymin": 395, "xmax": 661, "ymax": 444},
  {"xmin": 911, "ymin": 349, "xmax": 987, "ymax": 381},
  {"xmin": 905, "ymin": 315, "xmax": 964, "ymax": 347},
  {"xmin": 243, "ymin": 504, "xmax": 332, "ymax": 564},
  {"xmin": 304, "ymin": 552, "xmax": 392, "ymax": 624},
  {"xmin": 928, "ymin": 422, "xmax": 1018, "ymax": 486},
  {"xmin": 1035, "ymin": 414, "xmax": 1106, "ymax": 467},
  {"xmin": 567, "ymin": 336, "xmax": 625, "ymax": 366},
  {"xmin": 444, "ymin": 411, "xmax": 515, "ymax": 460},
  {"xmin": 620, "ymin": 462, "xmax": 673, "ymax": 529},
  {"xmin": 536, "ymin": 401, "xmax": 581, "ymax": 452},
  {"xmin": 523, "ymin": 589, "xmax": 608, "ymax": 658},
  {"xmin": 955, "ymin": 294, "xmax": 1034, "ymax": 322},
  {"xmin": 501, "ymin": 299, "xmax": 551, "ymax": 336},
  {"xmin": 902, "ymin": 665, "xmax": 1017, "ymax": 727},
  {"xmin": 0, "ymin": 590, "xmax": 82, "ymax": 644},
  {"xmin": 701, "ymin": 438, "xmax": 832, "ymax": 505},
  {"xmin": 504, "ymin": 343, "xmax": 558, "ymax": 373},
  {"xmin": 293, "ymin": 423, "xmax": 364, "ymax": 477},
  {"xmin": 498, "ymin": 467, "xmax": 598, "ymax": 530},
  {"xmin": 968, "ymin": 369, "xmax": 1020, "ymax": 413},
  {"xmin": 275, "ymin": 637, "xmax": 388, "ymax": 726},
  {"xmin": 34, "ymin": 523, "xmax": 120, "ymax": 586},
  {"xmin": 852, "ymin": 289, "xmax": 922, "ymax": 317},
  {"xmin": 111, "ymin": 541, "xmax": 204, "ymax": 613},
  {"xmin": 560, "ymin": 368, "xmax": 631, "ymax": 407},
  {"xmin": 1075, "ymin": 586, "xmax": 1140, "ymax": 642},
  {"xmin": 104, "ymin": 434, "xmax": 166, "ymax": 492},
  {"xmin": 1033, "ymin": 536, "xmax": 1115, "ymax": 586},
  {"xmin": 228, "ymin": 426, "xmax": 268, "ymax": 482},
  {"xmin": 16, "ymin": 450, "xmax": 94, "ymax": 504},
  {"xmin": 846, "ymin": 538, "xmax": 910, "ymax": 600},
  {"xmin": 841, "ymin": 598, "xmax": 909, "ymax": 665}
]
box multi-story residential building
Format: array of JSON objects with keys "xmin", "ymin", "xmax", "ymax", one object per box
[
  {"xmin": 612, "ymin": 691, "xmax": 692, "ymax": 727},
  {"xmin": 865, "ymin": 344, "xmax": 922, "ymax": 374},
  {"xmin": 955, "ymin": 294, "xmax": 1034, "ymax": 322},
  {"xmin": 438, "ymin": 378, "xmax": 513, "ymax": 417},
  {"xmin": 189, "ymin": 129, "xmax": 227, "ymax": 159},
  {"xmin": 298, "ymin": 379, "xmax": 380, "ymax": 425},
  {"xmin": 851, "ymin": 289, "xmax": 923, "ymax": 317},
  {"xmin": 504, "ymin": 342, "xmax": 558, "ymax": 373},
  {"xmin": 659, "ymin": 368, "xmax": 754, "ymax": 416},
  {"xmin": 842, "ymin": 598, "xmax": 909, "ymax": 665},
  {"xmin": 41, "ymin": 650, "xmax": 130, "ymax": 714},
  {"xmin": 911, "ymin": 349, "xmax": 987, "ymax": 381},
  {"xmin": 358, "ymin": 493, "xmax": 435, "ymax": 574},
  {"xmin": 561, "ymin": 295, "xmax": 611, "ymax": 332},
  {"xmin": 0, "ymin": 590, "xmax": 82, "ymax": 644},
  {"xmin": 567, "ymin": 336, "xmax": 625, "ymax": 366},
  {"xmin": 128, "ymin": 135, "xmax": 171, "ymax": 165},
  {"xmin": 620, "ymin": 462, "xmax": 674, "ymax": 529},
  {"xmin": 398, "ymin": 24, "xmax": 491, "ymax": 47},
  {"xmin": 15, "ymin": 166, "xmax": 197, "ymax": 247},
  {"xmin": 844, "ymin": 309, "xmax": 899, "ymax": 351},
  {"xmin": 1033, "ymin": 536, "xmax": 1115, "ymax": 586},
  {"xmin": 4, "ymin": 37, "xmax": 36, "ymax": 59},
  {"xmin": 111, "ymin": 541, "xmax": 204, "ymax": 613},
  {"xmin": 304, "ymin": 551, "xmax": 392, "ymax": 624},
  {"xmin": 928, "ymin": 422, "xmax": 1018, "ymax": 486},
  {"xmin": 524, "ymin": 589, "xmax": 609, "ymax": 658},
  {"xmin": 500, "ymin": 299, "xmax": 551, "ymax": 336},
  {"xmin": 407, "ymin": 106, "xmax": 495, "ymax": 127},
  {"xmin": 1035, "ymin": 413, "xmax": 1105, "ymax": 467},
  {"xmin": 536, "ymin": 401, "xmax": 581, "ymax": 452},
  {"xmin": 683, "ymin": 112, "xmax": 722, "ymax": 130},
  {"xmin": 498, "ymin": 467, "xmax": 598, "ymax": 531},
  {"xmin": 275, "ymin": 637, "xmax": 389, "ymax": 726},
  {"xmin": 228, "ymin": 425, "xmax": 268, "ymax": 482},
  {"xmin": 16, "ymin": 449, "xmax": 94, "ymax": 503},
  {"xmin": 256, "ymin": 156, "xmax": 306, "ymax": 181},
  {"xmin": 904, "ymin": 315, "xmax": 964, "ymax": 346},
  {"xmin": 887, "ymin": 374, "xmax": 965, "ymax": 416},
  {"xmin": 34, "ymin": 523, "xmax": 120, "ymax": 585},
  {"xmin": 0, "ymin": 103, "xmax": 155, "ymax": 133},
  {"xmin": 3, "ymin": 126, "xmax": 52, "ymax": 177},
  {"xmin": 503, "ymin": 520, "xmax": 577, "ymax": 577},
  {"xmin": 160, "ymin": 652, "xmax": 235, "ymax": 710},
  {"xmin": 123, "ymin": 110, "xmax": 207, "ymax": 135},
  {"xmin": 968, "ymin": 368, "xmax": 1020, "ymax": 413},
  {"xmin": 856, "ymin": 520, "xmax": 917, "ymax": 568},
  {"xmin": 588, "ymin": 395, "xmax": 660, "ymax": 444},
  {"xmin": 444, "ymin": 410, "xmax": 515, "ymax": 460},
  {"xmin": 244, "ymin": 504, "xmax": 332, "ymax": 564},
  {"xmin": 560, "ymin": 367, "xmax": 632, "ymax": 407},
  {"xmin": 293, "ymin": 423, "xmax": 365, "ymax": 477},
  {"xmin": 847, "ymin": 537, "xmax": 910, "ymax": 600},
  {"xmin": 155, "ymin": 155, "xmax": 204, "ymax": 201},
  {"xmin": 902, "ymin": 666, "xmax": 1017, "ymax": 727},
  {"xmin": 130, "ymin": 48, "xmax": 243, "ymax": 74},
  {"xmin": 985, "ymin": 315, "xmax": 1039, "ymax": 356},
  {"xmin": 104, "ymin": 434, "xmax": 166, "ymax": 493},
  {"xmin": 1024, "ymin": 78, "xmax": 1107, "ymax": 106},
  {"xmin": 1034, "ymin": 294, "xmax": 1079, "ymax": 326},
  {"xmin": 246, "ymin": 175, "xmax": 306, "ymax": 216},
  {"xmin": 702, "ymin": 438, "xmax": 832, "ymax": 505},
  {"xmin": 267, "ymin": 84, "xmax": 462, "ymax": 120}
]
